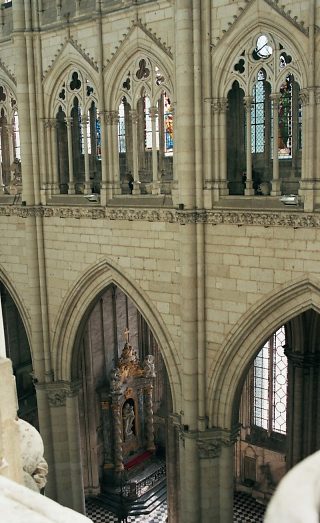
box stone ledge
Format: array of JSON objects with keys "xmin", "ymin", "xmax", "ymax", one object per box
[{"xmin": 1, "ymin": 205, "xmax": 320, "ymax": 228}]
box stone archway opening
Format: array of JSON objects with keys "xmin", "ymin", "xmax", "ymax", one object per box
[
  {"xmin": 72, "ymin": 283, "xmax": 172, "ymax": 517},
  {"xmin": 0, "ymin": 281, "xmax": 38, "ymax": 429},
  {"xmin": 233, "ymin": 308, "xmax": 320, "ymax": 520}
]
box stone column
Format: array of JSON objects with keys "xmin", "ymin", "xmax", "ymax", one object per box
[
  {"xmin": 66, "ymin": 117, "xmax": 75, "ymax": 195},
  {"xmin": 46, "ymin": 382, "xmax": 85, "ymax": 513},
  {"xmin": 179, "ymin": 429, "xmax": 200, "ymax": 523},
  {"xmin": 211, "ymin": 99, "xmax": 228, "ymax": 201},
  {"xmin": 166, "ymin": 415, "xmax": 180, "ymax": 523},
  {"xmin": 144, "ymin": 384, "xmax": 156, "ymax": 451},
  {"xmin": 56, "ymin": 0, "xmax": 62, "ymax": 21},
  {"xmin": 0, "ymin": 146, "xmax": 3, "ymax": 193},
  {"xmin": 98, "ymin": 112, "xmax": 109, "ymax": 203},
  {"xmin": 111, "ymin": 393, "xmax": 124, "ymax": 477},
  {"xmin": 285, "ymin": 349, "xmax": 320, "ymax": 469},
  {"xmin": 130, "ymin": 109, "xmax": 141, "ymax": 195},
  {"xmin": 35, "ymin": 383, "xmax": 57, "ymax": 500},
  {"xmin": 298, "ymin": 89, "xmax": 314, "ymax": 211},
  {"xmin": 110, "ymin": 110, "xmax": 122, "ymax": 196},
  {"xmin": 197, "ymin": 428, "xmax": 238, "ymax": 523},
  {"xmin": 149, "ymin": 106, "xmax": 160, "ymax": 195},
  {"xmin": 82, "ymin": 115, "xmax": 91, "ymax": 194},
  {"xmin": 270, "ymin": 93, "xmax": 281, "ymax": 196},
  {"xmin": 43, "ymin": 119, "xmax": 52, "ymax": 197},
  {"xmin": 243, "ymin": 96, "xmax": 254, "ymax": 195},
  {"xmin": 50, "ymin": 119, "xmax": 60, "ymax": 195},
  {"xmin": 12, "ymin": 2, "xmax": 34, "ymax": 204},
  {"xmin": 7, "ymin": 124, "xmax": 14, "ymax": 168}
]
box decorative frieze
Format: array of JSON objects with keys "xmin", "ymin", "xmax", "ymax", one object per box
[{"xmin": 2, "ymin": 205, "xmax": 320, "ymax": 228}]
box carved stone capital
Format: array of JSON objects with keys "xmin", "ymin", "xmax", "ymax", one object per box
[
  {"xmin": 129, "ymin": 109, "xmax": 139, "ymax": 124},
  {"xmin": 149, "ymin": 106, "xmax": 158, "ymax": 119},
  {"xmin": 47, "ymin": 390, "xmax": 66, "ymax": 407},
  {"xmin": 65, "ymin": 117, "xmax": 73, "ymax": 127},
  {"xmin": 299, "ymin": 89, "xmax": 309, "ymax": 107},
  {"xmin": 103, "ymin": 110, "xmax": 118, "ymax": 125},
  {"xmin": 40, "ymin": 381, "xmax": 81, "ymax": 407},
  {"xmin": 243, "ymin": 95, "xmax": 253, "ymax": 112},
  {"xmin": 211, "ymin": 98, "xmax": 228, "ymax": 114},
  {"xmin": 315, "ymin": 87, "xmax": 320, "ymax": 105},
  {"xmin": 284, "ymin": 348, "xmax": 320, "ymax": 368},
  {"xmin": 197, "ymin": 439, "xmax": 222, "ymax": 459},
  {"xmin": 197, "ymin": 427, "xmax": 240, "ymax": 459},
  {"xmin": 270, "ymin": 93, "xmax": 281, "ymax": 109}
]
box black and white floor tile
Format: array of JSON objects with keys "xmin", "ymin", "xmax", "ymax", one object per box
[
  {"xmin": 86, "ymin": 492, "xmax": 266, "ymax": 522},
  {"xmin": 85, "ymin": 498, "xmax": 168, "ymax": 522},
  {"xmin": 233, "ymin": 491, "xmax": 266, "ymax": 522}
]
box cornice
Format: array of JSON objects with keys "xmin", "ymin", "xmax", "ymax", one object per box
[{"xmin": 1, "ymin": 205, "xmax": 320, "ymax": 229}]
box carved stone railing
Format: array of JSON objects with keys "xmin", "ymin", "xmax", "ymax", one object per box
[{"xmin": 122, "ymin": 462, "xmax": 166, "ymax": 499}]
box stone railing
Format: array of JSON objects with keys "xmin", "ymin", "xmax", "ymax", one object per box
[{"xmin": 123, "ymin": 462, "xmax": 166, "ymax": 499}]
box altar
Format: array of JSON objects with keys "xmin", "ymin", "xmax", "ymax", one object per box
[{"xmin": 99, "ymin": 338, "xmax": 157, "ymax": 485}]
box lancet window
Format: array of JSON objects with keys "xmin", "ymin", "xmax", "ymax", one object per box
[
  {"xmin": 253, "ymin": 326, "xmax": 287, "ymax": 435},
  {"xmin": 0, "ymin": 84, "xmax": 20, "ymax": 195},
  {"xmin": 227, "ymin": 34, "xmax": 302, "ymax": 196},
  {"xmin": 53, "ymin": 69, "xmax": 100, "ymax": 195},
  {"xmin": 116, "ymin": 57, "xmax": 174, "ymax": 195}
]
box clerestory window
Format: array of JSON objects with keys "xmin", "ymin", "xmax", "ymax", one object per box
[{"xmin": 227, "ymin": 34, "xmax": 302, "ymax": 195}]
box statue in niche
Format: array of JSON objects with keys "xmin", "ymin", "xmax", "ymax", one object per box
[
  {"xmin": 123, "ymin": 402, "xmax": 135, "ymax": 438},
  {"xmin": 143, "ymin": 355, "xmax": 156, "ymax": 378},
  {"xmin": 10, "ymin": 158, "xmax": 22, "ymax": 194}
]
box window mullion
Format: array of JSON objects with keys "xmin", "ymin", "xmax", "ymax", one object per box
[{"xmin": 268, "ymin": 334, "xmax": 274, "ymax": 435}]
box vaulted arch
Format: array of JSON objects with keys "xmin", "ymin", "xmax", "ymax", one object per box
[
  {"xmin": 51, "ymin": 258, "xmax": 181, "ymax": 412},
  {"xmin": 208, "ymin": 277, "xmax": 320, "ymax": 429},
  {"xmin": 213, "ymin": 0, "xmax": 308, "ymax": 98},
  {"xmin": 0, "ymin": 263, "xmax": 31, "ymax": 346},
  {"xmin": 43, "ymin": 41, "xmax": 100, "ymax": 117},
  {"xmin": 104, "ymin": 24, "xmax": 174, "ymax": 110}
]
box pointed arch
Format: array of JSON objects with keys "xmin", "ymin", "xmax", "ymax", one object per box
[
  {"xmin": 208, "ymin": 277, "xmax": 320, "ymax": 429},
  {"xmin": 104, "ymin": 25, "xmax": 174, "ymax": 110},
  {"xmin": 43, "ymin": 42, "xmax": 100, "ymax": 117},
  {"xmin": 52, "ymin": 258, "xmax": 181, "ymax": 412},
  {"xmin": 0, "ymin": 263, "xmax": 31, "ymax": 347},
  {"xmin": 213, "ymin": 1, "xmax": 308, "ymax": 98}
]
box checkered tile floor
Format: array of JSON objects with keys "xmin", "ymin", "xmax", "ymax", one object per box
[
  {"xmin": 86, "ymin": 491, "xmax": 266, "ymax": 522},
  {"xmin": 233, "ymin": 492, "xmax": 266, "ymax": 522},
  {"xmin": 85, "ymin": 498, "xmax": 167, "ymax": 522}
]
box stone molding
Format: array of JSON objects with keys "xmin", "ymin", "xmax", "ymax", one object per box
[{"xmin": 2, "ymin": 205, "xmax": 320, "ymax": 228}]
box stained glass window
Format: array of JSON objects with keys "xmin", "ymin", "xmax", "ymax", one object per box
[
  {"xmin": 144, "ymin": 95, "xmax": 153, "ymax": 150},
  {"xmin": 13, "ymin": 110, "xmax": 20, "ymax": 160},
  {"xmin": 251, "ymin": 69, "xmax": 265, "ymax": 154},
  {"xmin": 95, "ymin": 117, "xmax": 101, "ymax": 158},
  {"xmin": 278, "ymin": 77, "xmax": 292, "ymax": 157},
  {"xmin": 164, "ymin": 94, "xmax": 173, "ymax": 155},
  {"xmin": 118, "ymin": 98, "xmax": 126, "ymax": 153},
  {"xmin": 253, "ymin": 326, "xmax": 287, "ymax": 435}
]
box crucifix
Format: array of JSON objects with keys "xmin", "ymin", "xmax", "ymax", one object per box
[{"xmin": 124, "ymin": 327, "xmax": 130, "ymax": 344}]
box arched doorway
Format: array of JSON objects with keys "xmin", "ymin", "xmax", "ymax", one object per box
[
  {"xmin": 234, "ymin": 309, "xmax": 320, "ymax": 518},
  {"xmin": 72, "ymin": 284, "xmax": 171, "ymax": 514},
  {"xmin": 0, "ymin": 281, "xmax": 38, "ymax": 429}
]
